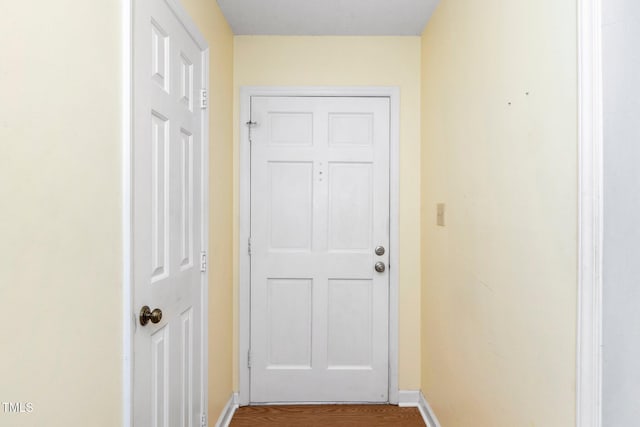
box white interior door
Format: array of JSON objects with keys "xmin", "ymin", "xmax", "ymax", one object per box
[
  {"xmin": 133, "ymin": 0, "xmax": 207, "ymax": 425},
  {"xmin": 249, "ymin": 96, "xmax": 390, "ymax": 403}
]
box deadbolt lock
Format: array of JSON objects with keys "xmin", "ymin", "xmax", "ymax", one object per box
[{"xmin": 375, "ymin": 246, "xmax": 385, "ymax": 256}]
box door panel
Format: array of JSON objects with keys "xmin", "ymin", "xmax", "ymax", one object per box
[
  {"xmin": 268, "ymin": 162, "xmax": 314, "ymax": 251},
  {"xmin": 151, "ymin": 326, "xmax": 169, "ymax": 426},
  {"xmin": 133, "ymin": 0, "xmax": 206, "ymax": 425},
  {"xmin": 328, "ymin": 162, "xmax": 373, "ymax": 251},
  {"xmin": 250, "ymin": 97, "xmax": 390, "ymax": 403},
  {"xmin": 327, "ymin": 279, "xmax": 373, "ymax": 368},
  {"xmin": 267, "ymin": 278, "xmax": 313, "ymax": 368}
]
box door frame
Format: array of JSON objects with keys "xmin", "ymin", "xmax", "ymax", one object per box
[
  {"xmin": 238, "ymin": 86, "xmax": 401, "ymax": 405},
  {"xmin": 576, "ymin": 0, "xmax": 603, "ymax": 426},
  {"xmin": 122, "ymin": 0, "xmax": 210, "ymax": 425}
]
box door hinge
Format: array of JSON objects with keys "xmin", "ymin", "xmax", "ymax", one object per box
[
  {"xmin": 248, "ymin": 237, "xmax": 252, "ymax": 256},
  {"xmin": 246, "ymin": 120, "xmax": 257, "ymax": 144},
  {"xmin": 200, "ymin": 413, "xmax": 207, "ymax": 427},
  {"xmin": 200, "ymin": 251, "xmax": 207, "ymax": 272},
  {"xmin": 247, "ymin": 349, "xmax": 252, "ymax": 368},
  {"xmin": 200, "ymin": 89, "xmax": 208, "ymax": 109}
]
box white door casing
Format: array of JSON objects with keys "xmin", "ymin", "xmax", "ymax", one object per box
[
  {"xmin": 248, "ymin": 96, "xmax": 391, "ymax": 403},
  {"xmin": 238, "ymin": 87, "xmax": 401, "ymax": 406},
  {"xmin": 132, "ymin": 0, "xmax": 209, "ymax": 426},
  {"xmin": 576, "ymin": 0, "xmax": 603, "ymax": 426}
]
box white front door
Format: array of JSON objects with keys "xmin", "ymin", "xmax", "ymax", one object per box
[
  {"xmin": 249, "ymin": 96, "xmax": 390, "ymax": 403},
  {"xmin": 133, "ymin": 0, "xmax": 207, "ymax": 425}
]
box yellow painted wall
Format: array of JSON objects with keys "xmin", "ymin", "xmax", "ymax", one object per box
[
  {"xmin": 0, "ymin": 0, "xmax": 234, "ymax": 424},
  {"xmin": 420, "ymin": 0, "xmax": 578, "ymax": 426},
  {"xmin": 0, "ymin": 0, "xmax": 579, "ymax": 423},
  {"xmin": 233, "ymin": 36, "xmax": 423, "ymax": 390},
  {"xmin": 181, "ymin": 0, "xmax": 236, "ymax": 419},
  {"xmin": 0, "ymin": 2, "xmax": 122, "ymax": 426}
]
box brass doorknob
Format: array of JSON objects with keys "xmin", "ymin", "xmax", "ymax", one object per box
[{"xmin": 140, "ymin": 306, "xmax": 163, "ymax": 326}]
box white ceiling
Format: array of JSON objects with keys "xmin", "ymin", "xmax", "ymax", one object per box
[{"xmin": 216, "ymin": 0, "xmax": 440, "ymax": 36}]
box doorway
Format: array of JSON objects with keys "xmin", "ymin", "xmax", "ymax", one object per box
[{"xmin": 238, "ymin": 87, "xmax": 400, "ymax": 405}]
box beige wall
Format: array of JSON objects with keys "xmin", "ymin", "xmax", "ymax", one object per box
[
  {"xmin": 0, "ymin": 0, "xmax": 234, "ymax": 424},
  {"xmin": 181, "ymin": 0, "xmax": 236, "ymax": 419},
  {"xmin": 233, "ymin": 36, "xmax": 423, "ymax": 390},
  {"xmin": 420, "ymin": 0, "xmax": 578, "ymax": 426},
  {"xmin": 0, "ymin": 1, "xmax": 580, "ymax": 423},
  {"xmin": 0, "ymin": 2, "xmax": 123, "ymax": 426}
]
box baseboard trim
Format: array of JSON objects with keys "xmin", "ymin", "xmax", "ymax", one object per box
[
  {"xmin": 398, "ymin": 390, "xmax": 441, "ymax": 427},
  {"xmin": 418, "ymin": 391, "xmax": 442, "ymax": 427},
  {"xmin": 214, "ymin": 392, "xmax": 239, "ymax": 427},
  {"xmin": 398, "ymin": 390, "xmax": 421, "ymax": 406}
]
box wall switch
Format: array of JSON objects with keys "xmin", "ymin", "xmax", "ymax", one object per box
[{"xmin": 437, "ymin": 203, "xmax": 445, "ymax": 226}]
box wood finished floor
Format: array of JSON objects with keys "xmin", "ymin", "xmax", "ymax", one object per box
[{"xmin": 229, "ymin": 404, "xmax": 425, "ymax": 427}]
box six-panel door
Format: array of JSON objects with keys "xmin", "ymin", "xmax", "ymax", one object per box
[
  {"xmin": 250, "ymin": 97, "xmax": 390, "ymax": 403},
  {"xmin": 133, "ymin": 0, "xmax": 206, "ymax": 425}
]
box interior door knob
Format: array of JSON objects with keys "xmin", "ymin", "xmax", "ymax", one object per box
[
  {"xmin": 140, "ymin": 306, "xmax": 163, "ymax": 326},
  {"xmin": 374, "ymin": 262, "xmax": 386, "ymax": 273}
]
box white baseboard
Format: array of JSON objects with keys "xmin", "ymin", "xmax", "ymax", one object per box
[
  {"xmin": 398, "ymin": 389, "xmax": 421, "ymax": 406},
  {"xmin": 418, "ymin": 391, "xmax": 442, "ymax": 427},
  {"xmin": 398, "ymin": 390, "xmax": 441, "ymax": 427},
  {"xmin": 214, "ymin": 392, "xmax": 239, "ymax": 427}
]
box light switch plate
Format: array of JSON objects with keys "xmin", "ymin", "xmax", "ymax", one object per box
[{"xmin": 437, "ymin": 203, "xmax": 445, "ymax": 226}]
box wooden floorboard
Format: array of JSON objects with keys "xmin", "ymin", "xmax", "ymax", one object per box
[{"xmin": 229, "ymin": 404, "xmax": 425, "ymax": 427}]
